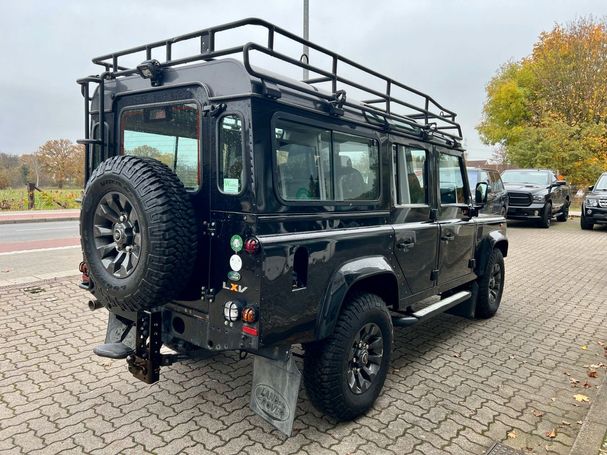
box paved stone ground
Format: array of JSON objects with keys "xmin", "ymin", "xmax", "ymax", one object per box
[{"xmin": 1, "ymin": 221, "xmax": 606, "ymax": 455}]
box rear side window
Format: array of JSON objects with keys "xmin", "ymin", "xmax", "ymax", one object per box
[
  {"xmin": 394, "ymin": 145, "xmax": 428, "ymax": 205},
  {"xmin": 121, "ymin": 102, "xmax": 200, "ymax": 190},
  {"xmin": 274, "ymin": 119, "xmax": 379, "ymax": 202},
  {"xmin": 439, "ymin": 153, "xmax": 467, "ymax": 204},
  {"xmin": 218, "ymin": 115, "xmax": 244, "ymax": 194}
]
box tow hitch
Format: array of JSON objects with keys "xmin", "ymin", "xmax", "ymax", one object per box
[{"xmin": 93, "ymin": 310, "xmax": 201, "ymax": 384}]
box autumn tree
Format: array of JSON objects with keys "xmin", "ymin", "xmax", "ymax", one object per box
[
  {"xmin": 477, "ymin": 17, "xmax": 607, "ymax": 185},
  {"xmin": 37, "ymin": 139, "xmax": 84, "ymax": 188}
]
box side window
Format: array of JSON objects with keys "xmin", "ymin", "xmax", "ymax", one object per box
[
  {"xmin": 121, "ymin": 102, "xmax": 200, "ymax": 190},
  {"xmin": 439, "ymin": 153, "xmax": 467, "ymax": 205},
  {"xmin": 333, "ymin": 131, "xmax": 379, "ymax": 201},
  {"xmin": 218, "ymin": 115, "xmax": 244, "ymax": 194},
  {"xmin": 275, "ymin": 120, "xmax": 332, "ymax": 200},
  {"xmin": 394, "ymin": 145, "xmax": 428, "ymax": 205},
  {"xmin": 274, "ymin": 119, "xmax": 379, "ymax": 201}
]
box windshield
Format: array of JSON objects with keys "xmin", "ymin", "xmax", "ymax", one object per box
[
  {"xmin": 501, "ymin": 170, "xmax": 549, "ymax": 186},
  {"xmin": 595, "ymin": 174, "xmax": 607, "ymax": 190}
]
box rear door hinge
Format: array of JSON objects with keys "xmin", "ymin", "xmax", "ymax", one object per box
[
  {"xmin": 202, "ymin": 103, "xmax": 226, "ymax": 117},
  {"xmin": 202, "ymin": 220, "xmax": 219, "ymax": 237},
  {"xmin": 468, "ymin": 258, "xmax": 476, "ymax": 269},
  {"xmin": 430, "ymin": 269, "xmax": 439, "ymax": 281}
]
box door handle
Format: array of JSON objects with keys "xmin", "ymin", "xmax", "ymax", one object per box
[
  {"xmin": 397, "ymin": 239, "xmax": 415, "ymax": 249},
  {"xmin": 441, "ymin": 233, "xmax": 455, "ymax": 242}
]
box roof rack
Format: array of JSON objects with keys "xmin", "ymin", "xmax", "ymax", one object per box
[{"xmin": 77, "ymin": 18, "xmax": 462, "ymax": 171}]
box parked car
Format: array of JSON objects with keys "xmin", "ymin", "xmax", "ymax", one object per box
[
  {"xmin": 75, "ymin": 18, "xmax": 508, "ymax": 435},
  {"xmin": 466, "ymin": 168, "xmax": 508, "ymax": 216},
  {"xmin": 581, "ymin": 172, "xmax": 607, "ymax": 230},
  {"xmin": 501, "ymin": 169, "xmax": 571, "ymax": 228}
]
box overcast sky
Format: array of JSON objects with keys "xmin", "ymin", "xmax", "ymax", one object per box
[{"xmin": 1, "ymin": 0, "xmax": 606, "ymax": 159}]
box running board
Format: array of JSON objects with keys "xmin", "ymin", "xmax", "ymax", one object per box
[{"xmin": 392, "ymin": 290, "xmax": 472, "ymax": 327}]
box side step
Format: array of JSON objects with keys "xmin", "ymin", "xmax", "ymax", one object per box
[
  {"xmin": 392, "ymin": 290, "xmax": 471, "ymax": 328},
  {"xmin": 93, "ymin": 342, "xmax": 134, "ymax": 359}
]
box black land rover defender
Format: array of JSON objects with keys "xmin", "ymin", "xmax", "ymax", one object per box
[
  {"xmin": 581, "ymin": 172, "xmax": 607, "ymax": 230},
  {"xmin": 76, "ymin": 18, "xmax": 508, "ymax": 435}
]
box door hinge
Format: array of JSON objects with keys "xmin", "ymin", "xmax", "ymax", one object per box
[
  {"xmin": 202, "ymin": 220, "xmax": 218, "ymax": 237},
  {"xmin": 202, "ymin": 103, "xmax": 226, "ymax": 117},
  {"xmin": 468, "ymin": 258, "xmax": 476, "ymax": 269},
  {"xmin": 431, "ymin": 269, "xmax": 439, "ymax": 281}
]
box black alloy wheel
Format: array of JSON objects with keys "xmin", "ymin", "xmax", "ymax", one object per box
[
  {"xmin": 487, "ymin": 261, "xmax": 502, "ymax": 307},
  {"xmin": 347, "ymin": 323, "xmax": 384, "ymax": 394},
  {"xmin": 93, "ymin": 192, "xmax": 142, "ymax": 278}
]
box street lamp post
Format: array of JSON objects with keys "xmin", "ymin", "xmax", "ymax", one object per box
[{"xmin": 302, "ymin": 0, "xmax": 309, "ymax": 81}]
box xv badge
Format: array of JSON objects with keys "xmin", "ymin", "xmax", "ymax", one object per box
[{"xmin": 223, "ymin": 282, "xmax": 248, "ymax": 293}]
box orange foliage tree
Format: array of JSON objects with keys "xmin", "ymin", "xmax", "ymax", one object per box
[{"xmin": 478, "ymin": 17, "xmax": 607, "ymax": 185}]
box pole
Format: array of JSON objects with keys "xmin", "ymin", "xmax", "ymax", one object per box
[{"xmin": 302, "ymin": 0, "xmax": 309, "ymax": 81}]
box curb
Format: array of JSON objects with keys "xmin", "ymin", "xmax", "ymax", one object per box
[
  {"xmin": 569, "ymin": 365, "xmax": 607, "ymax": 455},
  {"xmin": 0, "ymin": 272, "xmax": 80, "ymax": 290}
]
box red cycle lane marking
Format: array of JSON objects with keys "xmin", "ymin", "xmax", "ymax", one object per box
[{"xmin": 0, "ymin": 238, "xmax": 80, "ymax": 253}]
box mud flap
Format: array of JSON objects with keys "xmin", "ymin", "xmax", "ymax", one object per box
[
  {"xmin": 104, "ymin": 312, "xmax": 136, "ymax": 350},
  {"xmin": 250, "ymin": 354, "xmax": 301, "ymax": 436}
]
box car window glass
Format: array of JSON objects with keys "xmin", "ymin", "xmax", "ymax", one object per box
[
  {"xmin": 395, "ymin": 145, "xmax": 427, "ymax": 204},
  {"xmin": 218, "ymin": 115, "xmax": 244, "ymax": 194},
  {"xmin": 121, "ymin": 103, "xmax": 200, "ymax": 190},
  {"xmin": 439, "ymin": 153, "xmax": 466, "ymax": 204},
  {"xmin": 274, "ymin": 119, "xmax": 379, "ymax": 201},
  {"xmin": 467, "ymin": 169, "xmax": 478, "ymax": 190}
]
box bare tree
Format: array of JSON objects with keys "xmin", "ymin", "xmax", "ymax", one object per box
[{"xmin": 488, "ymin": 144, "xmax": 509, "ymax": 173}]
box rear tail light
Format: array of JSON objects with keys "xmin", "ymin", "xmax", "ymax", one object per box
[{"xmin": 242, "ymin": 325, "xmax": 258, "ymax": 336}]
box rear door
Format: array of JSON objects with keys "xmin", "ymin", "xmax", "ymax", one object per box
[
  {"xmin": 115, "ymin": 85, "xmax": 211, "ymax": 295},
  {"xmin": 435, "ymin": 149, "xmax": 476, "ymax": 287}
]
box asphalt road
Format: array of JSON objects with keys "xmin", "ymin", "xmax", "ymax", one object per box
[
  {"xmin": 0, "ymin": 220, "xmax": 81, "ymax": 285},
  {"xmin": 0, "ymin": 220, "xmax": 79, "ymax": 243},
  {"xmin": 0, "ymin": 220, "xmax": 80, "ymax": 254}
]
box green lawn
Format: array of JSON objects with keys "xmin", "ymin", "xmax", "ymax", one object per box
[{"xmin": 0, "ymin": 188, "xmax": 82, "ymax": 211}]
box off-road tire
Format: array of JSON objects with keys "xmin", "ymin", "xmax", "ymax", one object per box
[
  {"xmin": 580, "ymin": 214, "xmax": 594, "ymax": 230},
  {"xmin": 303, "ymin": 293, "xmax": 393, "ymax": 421},
  {"xmin": 556, "ymin": 202, "xmax": 569, "ymax": 222},
  {"xmin": 538, "ymin": 202, "xmax": 552, "ymax": 228},
  {"xmin": 80, "ymin": 156, "xmax": 198, "ymax": 312},
  {"xmin": 475, "ymin": 248, "xmax": 505, "ymax": 319}
]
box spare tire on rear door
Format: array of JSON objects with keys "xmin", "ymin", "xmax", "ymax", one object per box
[{"xmin": 80, "ymin": 155, "xmax": 198, "ymax": 312}]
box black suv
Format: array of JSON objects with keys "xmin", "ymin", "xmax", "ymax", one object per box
[
  {"xmin": 76, "ymin": 19, "xmax": 508, "ymax": 435},
  {"xmin": 501, "ymin": 169, "xmax": 571, "ymax": 228},
  {"xmin": 466, "ymin": 168, "xmax": 508, "ymax": 216},
  {"xmin": 581, "ymin": 172, "xmax": 607, "ymax": 230}
]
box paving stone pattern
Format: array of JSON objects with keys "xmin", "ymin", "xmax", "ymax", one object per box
[{"xmin": 1, "ymin": 222, "xmax": 606, "ymax": 455}]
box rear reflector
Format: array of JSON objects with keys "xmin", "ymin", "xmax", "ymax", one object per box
[{"xmin": 242, "ymin": 325, "xmax": 258, "ymax": 336}]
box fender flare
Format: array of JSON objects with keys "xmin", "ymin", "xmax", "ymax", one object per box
[
  {"xmin": 315, "ymin": 256, "xmax": 398, "ymax": 340},
  {"xmin": 475, "ymin": 230, "xmax": 508, "ymax": 277}
]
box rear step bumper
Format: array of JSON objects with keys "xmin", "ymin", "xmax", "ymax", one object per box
[{"xmin": 392, "ymin": 290, "xmax": 472, "ymax": 327}]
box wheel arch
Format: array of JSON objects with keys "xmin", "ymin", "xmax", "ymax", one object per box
[
  {"xmin": 315, "ymin": 256, "xmax": 398, "ymax": 340},
  {"xmin": 475, "ymin": 230, "xmax": 508, "ymax": 277}
]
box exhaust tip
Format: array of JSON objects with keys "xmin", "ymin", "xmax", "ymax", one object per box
[{"xmin": 88, "ymin": 300, "xmax": 102, "ymax": 311}]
